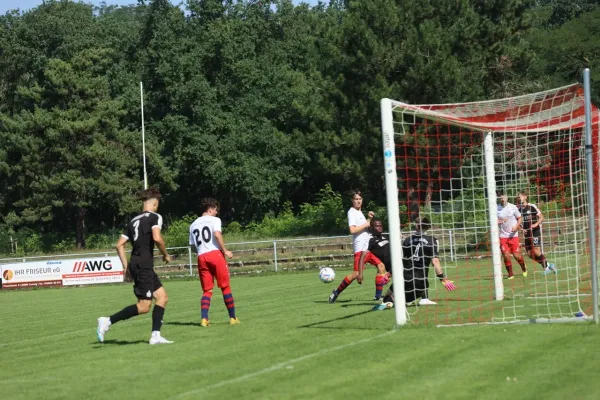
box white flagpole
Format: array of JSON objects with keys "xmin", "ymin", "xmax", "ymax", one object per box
[{"xmin": 140, "ymin": 81, "xmax": 148, "ymax": 190}]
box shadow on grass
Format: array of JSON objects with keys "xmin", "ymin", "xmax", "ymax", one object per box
[
  {"xmin": 312, "ymin": 299, "xmax": 352, "ymax": 304},
  {"xmin": 341, "ymin": 302, "xmax": 379, "ymax": 307},
  {"xmin": 164, "ymin": 321, "xmax": 201, "ymax": 327},
  {"xmin": 93, "ymin": 339, "xmax": 147, "ymax": 347},
  {"xmin": 298, "ymin": 309, "xmax": 386, "ymax": 331}
]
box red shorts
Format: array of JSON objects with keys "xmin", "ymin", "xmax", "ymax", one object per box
[
  {"xmin": 353, "ymin": 251, "xmax": 382, "ymax": 271},
  {"xmin": 198, "ymin": 250, "xmax": 230, "ymax": 291},
  {"xmin": 500, "ymin": 237, "xmax": 520, "ymax": 253}
]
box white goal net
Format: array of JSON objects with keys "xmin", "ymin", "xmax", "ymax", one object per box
[{"xmin": 381, "ymin": 83, "xmax": 600, "ymax": 326}]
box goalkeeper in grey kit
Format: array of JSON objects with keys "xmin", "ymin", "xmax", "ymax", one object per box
[{"xmin": 380, "ymin": 217, "xmax": 456, "ymax": 308}]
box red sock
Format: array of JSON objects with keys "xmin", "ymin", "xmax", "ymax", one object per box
[
  {"xmin": 374, "ymin": 275, "xmax": 385, "ymax": 299},
  {"xmin": 222, "ymin": 286, "xmax": 236, "ymax": 319},
  {"xmin": 505, "ymin": 263, "xmax": 514, "ymax": 276},
  {"xmin": 518, "ymin": 260, "xmax": 526, "ymax": 272},
  {"xmin": 335, "ymin": 277, "xmax": 353, "ymax": 294},
  {"xmin": 201, "ymin": 290, "xmax": 213, "ymax": 320}
]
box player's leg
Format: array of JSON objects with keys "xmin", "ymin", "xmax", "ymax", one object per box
[
  {"xmin": 214, "ymin": 253, "xmax": 239, "ymax": 324},
  {"xmin": 148, "ymin": 270, "xmax": 173, "ymax": 344},
  {"xmin": 199, "ymin": 256, "xmax": 215, "ymax": 327},
  {"xmin": 525, "ymin": 235, "xmax": 536, "ymax": 261},
  {"xmin": 531, "ymin": 236, "xmax": 556, "ymax": 274},
  {"xmin": 367, "ymin": 253, "xmax": 387, "ymax": 300},
  {"xmin": 417, "ymin": 274, "xmax": 436, "ymax": 305},
  {"xmin": 96, "ymin": 264, "xmax": 143, "ymax": 343},
  {"xmin": 329, "ymin": 253, "xmax": 360, "ymax": 303},
  {"xmin": 510, "ymin": 238, "xmax": 527, "ymax": 275},
  {"xmin": 404, "ymin": 278, "xmax": 418, "ymax": 306},
  {"xmin": 500, "ymin": 239, "xmax": 515, "ymax": 279},
  {"xmin": 383, "ymin": 284, "xmax": 394, "ymax": 304}
]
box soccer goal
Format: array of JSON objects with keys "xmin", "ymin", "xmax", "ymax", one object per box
[{"xmin": 381, "ymin": 71, "xmax": 600, "ymax": 327}]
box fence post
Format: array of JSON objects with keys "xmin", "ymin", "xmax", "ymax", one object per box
[
  {"xmin": 188, "ymin": 246, "xmax": 193, "ymax": 277},
  {"xmin": 273, "ymin": 241, "xmax": 278, "ymax": 272}
]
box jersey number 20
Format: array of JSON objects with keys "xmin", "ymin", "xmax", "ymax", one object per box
[{"xmin": 193, "ymin": 227, "xmax": 212, "ymax": 246}]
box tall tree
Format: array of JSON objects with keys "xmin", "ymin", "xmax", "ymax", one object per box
[{"xmin": 0, "ymin": 48, "xmax": 167, "ymax": 248}]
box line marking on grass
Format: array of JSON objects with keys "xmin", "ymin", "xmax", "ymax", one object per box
[{"xmin": 173, "ymin": 329, "xmax": 397, "ymax": 399}]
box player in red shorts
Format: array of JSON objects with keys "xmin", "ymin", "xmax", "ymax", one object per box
[
  {"xmin": 328, "ymin": 190, "xmax": 388, "ymax": 303},
  {"xmin": 189, "ymin": 198, "xmax": 239, "ymax": 326},
  {"xmin": 498, "ymin": 194, "xmax": 527, "ymax": 279}
]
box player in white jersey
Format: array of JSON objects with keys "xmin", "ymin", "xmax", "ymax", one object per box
[
  {"xmin": 328, "ymin": 190, "xmax": 388, "ymax": 303},
  {"xmin": 498, "ymin": 194, "xmax": 527, "ymax": 279},
  {"xmin": 189, "ymin": 198, "xmax": 239, "ymax": 326}
]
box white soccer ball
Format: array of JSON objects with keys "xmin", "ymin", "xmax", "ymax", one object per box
[{"xmin": 319, "ymin": 267, "xmax": 336, "ymax": 283}]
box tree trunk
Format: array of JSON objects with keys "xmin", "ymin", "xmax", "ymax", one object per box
[
  {"xmin": 425, "ymin": 181, "xmax": 433, "ymax": 208},
  {"xmin": 76, "ymin": 207, "xmax": 86, "ymax": 249}
]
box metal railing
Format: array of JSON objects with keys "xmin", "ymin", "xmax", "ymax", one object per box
[
  {"xmin": 1, "ymin": 221, "xmax": 588, "ymax": 277},
  {"xmin": 0, "ymin": 236, "xmax": 356, "ymax": 277}
]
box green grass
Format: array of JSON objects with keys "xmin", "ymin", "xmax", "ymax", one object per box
[{"xmin": 1, "ymin": 269, "xmax": 599, "ymax": 400}]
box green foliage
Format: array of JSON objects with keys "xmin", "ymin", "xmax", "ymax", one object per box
[
  {"xmin": 0, "ymin": 0, "xmax": 598, "ymax": 251},
  {"xmin": 528, "ymin": 8, "xmax": 600, "ymax": 103},
  {"xmin": 243, "ymin": 184, "xmax": 347, "ymax": 237},
  {"xmin": 162, "ymin": 215, "xmax": 198, "ymax": 248},
  {"xmin": 23, "ymin": 233, "xmax": 44, "ymax": 255}
]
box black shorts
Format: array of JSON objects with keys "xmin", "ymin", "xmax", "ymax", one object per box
[
  {"xmin": 129, "ymin": 264, "xmax": 162, "ymax": 300},
  {"xmin": 524, "ymin": 233, "xmax": 542, "ymax": 252},
  {"xmin": 384, "ymin": 262, "xmax": 392, "ymax": 274}
]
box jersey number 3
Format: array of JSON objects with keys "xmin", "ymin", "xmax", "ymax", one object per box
[
  {"xmin": 133, "ymin": 220, "xmax": 140, "ymax": 241},
  {"xmin": 193, "ymin": 227, "xmax": 212, "ymax": 246}
]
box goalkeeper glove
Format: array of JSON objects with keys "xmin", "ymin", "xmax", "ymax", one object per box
[
  {"xmin": 442, "ymin": 278, "xmax": 456, "ymax": 291},
  {"xmin": 437, "ymin": 273, "xmax": 457, "ymax": 291},
  {"xmin": 380, "ymin": 272, "xmax": 391, "ymax": 286}
]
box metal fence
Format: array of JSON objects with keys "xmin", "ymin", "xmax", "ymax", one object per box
[
  {"xmin": 0, "ymin": 221, "xmax": 587, "ymax": 278},
  {"xmin": 0, "ymin": 235, "xmax": 357, "ymax": 277}
]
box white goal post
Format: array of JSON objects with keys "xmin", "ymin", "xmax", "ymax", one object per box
[{"xmin": 381, "ymin": 71, "xmax": 600, "ymax": 327}]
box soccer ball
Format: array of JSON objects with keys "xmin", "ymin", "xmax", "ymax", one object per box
[{"xmin": 319, "ymin": 267, "xmax": 335, "ymax": 283}]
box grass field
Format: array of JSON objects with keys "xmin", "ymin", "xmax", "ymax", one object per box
[{"xmin": 2, "ymin": 268, "xmax": 600, "ymax": 400}]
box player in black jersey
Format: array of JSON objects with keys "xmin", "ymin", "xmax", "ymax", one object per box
[
  {"xmin": 357, "ymin": 219, "xmax": 391, "ymax": 299},
  {"xmin": 96, "ymin": 187, "xmax": 174, "ymax": 345},
  {"xmin": 517, "ymin": 192, "xmax": 557, "ymax": 274},
  {"xmin": 380, "ymin": 217, "xmax": 456, "ymax": 308}
]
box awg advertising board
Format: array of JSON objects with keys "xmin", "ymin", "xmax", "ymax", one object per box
[{"xmin": 0, "ymin": 256, "xmax": 123, "ymax": 289}]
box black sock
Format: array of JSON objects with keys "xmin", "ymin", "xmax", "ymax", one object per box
[
  {"xmin": 109, "ymin": 304, "xmax": 138, "ymax": 324},
  {"xmin": 152, "ymin": 305, "xmax": 165, "ymax": 332}
]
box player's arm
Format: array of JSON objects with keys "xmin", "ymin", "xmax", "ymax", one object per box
[
  {"xmin": 532, "ymin": 205, "xmax": 544, "ymax": 229},
  {"xmin": 214, "ymin": 231, "xmax": 233, "ymax": 259},
  {"xmin": 152, "ymin": 227, "xmax": 171, "ymax": 263},
  {"xmin": 348, "ymin": 211, "xmax": 374, "ymax": 234},
  {"xmin": 115, "ymin": 235, "xmax": 129, "ymax": 271},
  {"xmin": 512, "ymin": 207, "xmax": 522, "ymax": 232},
  {"xmin": 349, "ymin": 221, "xmax": 370, "ymax": 234},
  {"xmin": 433, "ymin": 258, "xmax": 457, "ymax": 291},
  {"xmin": 513, "ymin": 216, "xmax": 523, "ymax": 232},
  {"xmin": 432, "ymin": 238, "xmax": 456, "ymax": 291}
]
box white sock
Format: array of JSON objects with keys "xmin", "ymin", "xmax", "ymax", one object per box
[{"xmin": 151, "ymin": 331, "xmax": 160, "ymax": 337}]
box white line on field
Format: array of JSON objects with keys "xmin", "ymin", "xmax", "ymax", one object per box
[{"xmin": 173, "ymin": 329, "xmax": 396, "ymax": 399}]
